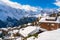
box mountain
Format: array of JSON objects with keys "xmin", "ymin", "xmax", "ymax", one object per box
[
  {"xmin": 0, "ymin": 0, "xmax": 41, "ymax": 27},
  {"xmin": 0, "ymin": 0, "xmax": 58, "ymax": 28},
  {"xmin": 0, "ymin": 0, "xmax": 40, "ymax": 21}
]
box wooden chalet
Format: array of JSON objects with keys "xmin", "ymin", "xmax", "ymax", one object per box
[{"xmin": 39, "ymin": 16, "xmax": 60, "ymax": 31}]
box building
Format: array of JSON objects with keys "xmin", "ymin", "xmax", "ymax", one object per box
[
  {"xmin": 19, "ymin": 26, "xmax": 40, "ymax": 37},
  {"xmin": 39, "ymin": 16, "xmax": 60, "ymax": 30}
]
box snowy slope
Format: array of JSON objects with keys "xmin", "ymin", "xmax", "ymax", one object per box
[{"xmin": 37, "ymin": 29, "xmax": 60, "ymax": 40}]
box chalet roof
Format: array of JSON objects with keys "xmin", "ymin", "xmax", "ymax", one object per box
[
  {"xmin": 1, "ymin": 28, "xmax": 8, "ymax": 31},
  {"xmin": 47, "ymin": 17, "xmax": 56, "ymax": 19},
  {"xmin": 39, "ymin": 17, "xmax": 60, "ymax": 23},
  {"xmin": 19, "ymin": 26, "xmax": 40, "ymax": 37}
]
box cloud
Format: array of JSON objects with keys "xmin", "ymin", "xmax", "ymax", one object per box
[
  {"xmin": 54, "ymin": 0, "xmax": 60, "ymax": 11},
  {"xmin": 0, "ymin": 0, "xmax": 41, "ymax": 12},
  {"xmin": 54, "ymin": 0, "xmax": 60, "ymax": 7},
  {"xmin": 1, "ymin": 0, "xmax": 9, "ymax": 1},
  {"xmin": 22, "ymin": 5, "xmax": 38, "ymax": 11}
]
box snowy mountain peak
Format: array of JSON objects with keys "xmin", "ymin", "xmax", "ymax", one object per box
[
  {"xmin": 0, "ymin": 0, "xmax": 41, "ymax": 21},
  {"xmin": 0, "ymin": 0, "xmax": 59, "ymax": 28},
  {"xmin": 0, "ymin": 0, "xmax": 38, "ymax": 12}
]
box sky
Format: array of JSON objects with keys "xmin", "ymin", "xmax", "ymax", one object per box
[{"xmin": 10, "ymin": 0, "xmax": 59, "ymax": 9}]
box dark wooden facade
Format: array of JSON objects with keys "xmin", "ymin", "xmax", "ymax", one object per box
[{"xmin": 39, "ymin": 22, "xmax": 60, "ymax": 31}]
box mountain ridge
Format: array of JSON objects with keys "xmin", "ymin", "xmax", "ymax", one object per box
[{"xmin": 0, "ymin": 0, "xmax": 58, "ymax": 27}]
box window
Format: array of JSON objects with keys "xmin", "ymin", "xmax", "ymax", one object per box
[{"xmin": 51, "ymin": 24, "xmax": 54, "ymax": 26}]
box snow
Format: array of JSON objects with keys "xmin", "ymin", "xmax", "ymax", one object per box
[
  {"xmin": 39, "ymin": 27, "xmax": 47, "ymax": 31},
  {"xmin": 39, "ymin": 17, "xmax": 60, "ymax": 23},
  {"xmin": 8, "ymin": 30, "xmax": 13, "ymax": 34},
  {"xmin": 1, "ymin": 28, "xmax": 8, "ymax": 31},
  {"xmin": 19, "ymin": 26, "xmax": 40, "ymax": 37},
  {"xmin": 13, "ymin": 27, "xmax": 17, "ymax": 29},
  {"xmin": 0, "ymin": 0, "xmax": 41, "ymax": 21},
  {"xmin": 8, "ymin": 29, "xmax": 19, "ymax": 34},
  {"xmin": 46, "ymin": 17, "xmax": 56, "ymax": 20},
  {"xmin": 37, "ymin": 29, "xmax": 60, "ymax": 40},
  {"xmin": 4, "ymin": 36, "xmax": 15, "ymax": 40},
  {"xmin": 27, "ymin": 23, "xmax": 32, "ymax": 25},
  {"xmin": 33, "ymin": 14, "xmax": 42, "ymax": 18},
  {"xmin": 16, "ymin": 37, "xmax": 22, "ymax": 40},
  {"xmin": 17, "ymin": 26, "xmax": 21, "ymax": 28},
  {"xmin": 0, "ymin": 38, "xmax": 2, "ymax": 40},
  {"xmin": 57, "ymin": 8, "xmax": 60, "ymax": 11},
  {"xmin": 0, "ymin": 0, "xmax": 57, "ymax": 22},
  {"xmin": 27, "ymin": 36, "xmax": 37, "ymax": 40},
  {"xmin": 0, "ymin": 31, "xmax": 2, "ymax": 34},
  {"xmin": 12, "ymin": 30, "xmax": 19, "ymax": 34},
  {"xmin": 0, "ymin": 0, "xmax": 58, "ymax": 22}
]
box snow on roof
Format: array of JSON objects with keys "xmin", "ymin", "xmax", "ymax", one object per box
[
  {"xmin": 12, "ymin": 29, "xmax": 19, "ymax": 34},
  {"xmin": 46, "ymin": 17, "xmax": 56, "ymax": 19},
  {"xmin": 43, "ymin": 13, "xmax": 47, "ymax": 17},
  {"xmin": 19, "ymin": 26, "xmax": 40, "ymax": 37},
  {"xmin": 18, "ymin": 26, "xmax": 21, "ymax": 28},
  {"xmin": 39, "ymin": 17, "xmax": 60, "ymax": 23},
  {"xmin": 39, "ymin": 27, "xmax": 47, "ymax": 31},
  {"xmin": 27, "ymin": 36, "xmax": 37, "ymax": 40},
  {"xmin": 1, "ymin": 28, "xmax": 8, "ymax": 31},
  {"xmin": 37, "ymin": 29, "xmax": 60, "ymax": 40},
  {"xmin": 4, "ymin": 36, "xmax": 15, "ymax": 40},
  {"xmin": 0, "ymin": 31, "xmax": 2, "ymax": 34},
  {"xmin": 8, "ymin": 30, "xmax": 13, "ymax": 34},
  {"xmin": 7, "ymin": 27, "xmax": 11, "ymax": 29},
  {"xmin": 16, "ymin": 37, "xmax": 22, "ymax": 40},
  {"xmin": 27, "ymin": 23, "xmax": 32, "ymax": 25},
  {"xmin": 13, "ymin": 27, "xmax": 17, "ymax": 29},
  {"xmin": 8, "ymin": 29, "xmax": 19, "ymax": 34},
  {"xmin": 0, "ymin": 38, "xmax": 2, "ymax": 40}
]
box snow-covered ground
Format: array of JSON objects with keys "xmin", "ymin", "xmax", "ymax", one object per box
[
  {"xmin": 37, "ymin": 29, "xmax": 60, "ymax": 40},
  {"xmin": 0, "ymin": 25, "xmax": 60, "ymax": 40}
]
